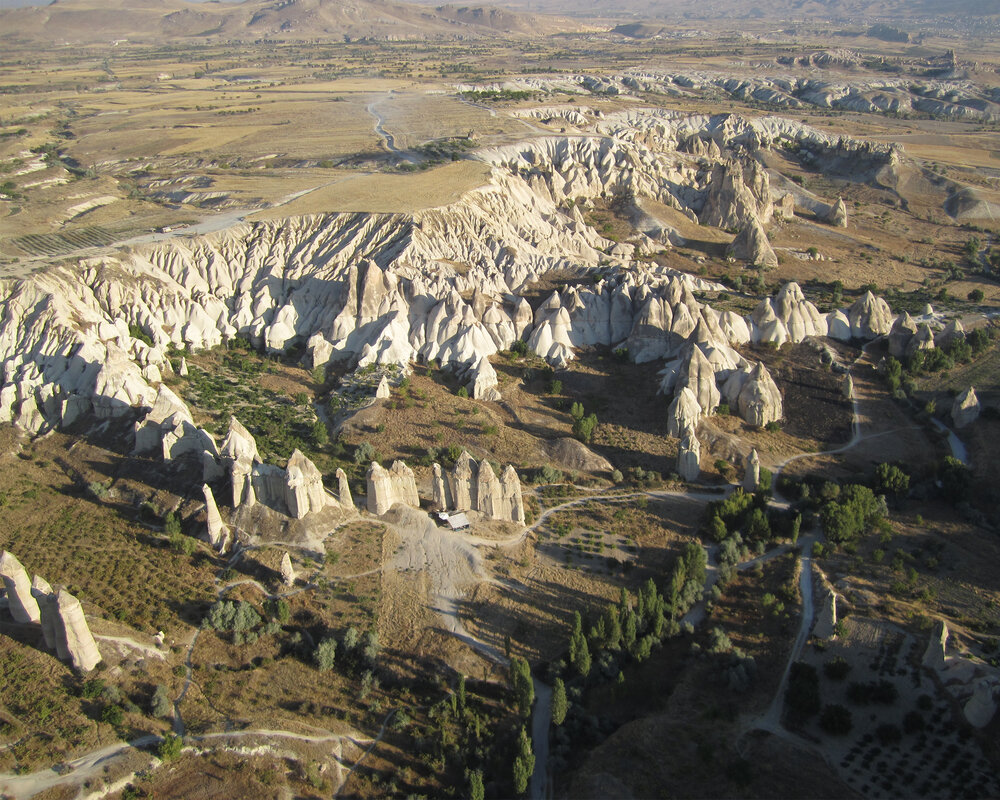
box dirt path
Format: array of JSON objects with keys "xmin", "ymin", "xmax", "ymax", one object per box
[
  {"xmin": 93, "ymin": 634, "xmax": 166, "ymax": 660},
  {"xmin": 0, "ymin": 736, "xmax": 159, "ymax": 800}
]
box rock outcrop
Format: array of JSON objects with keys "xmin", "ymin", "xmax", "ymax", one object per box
[
  {"xmin": 728, "ymin": 218, "xmax": 778, "ymax": 269},
  {"xmin": 31, "ymin": 575, "xmax": 58, "ymax": 649},
  {"xmin": 433, "ymin": 452, "xmax": 525, "ymax": 524},
  {"xmin": 724, "ymin": 362, "xmax": 782, "ymax": 428},
  {"xmin": 202, "ymin": 484, "xmax": 229, "ymax": 551},
  {"xmin": 667, "ymin": 387, "xmax": 702, "ymax": 438},
  {"xmin": 279, "ymin": 551, "xmax": 295, "ymax": 586},
  {"xmin": 922, "ymin": 619, "xmax": 948, "ymax": 671},
  {"xmin": 284, "ymin": 450, "xmax": 331, "ymax": 519},
  {"xmin": 847, "ymin": 291, "xmax": 894, "ymax": 339},
  {"xmin": 888, "ymin": 312, "xmax": 918, "ymax": 359},
  {"xmin": 545, "ymin": 437, "xmax": 613, "ymax": 473},
  {"xmin": 951, "ymin": 387, "xmax": 980, "ymax": 429},
  {"xmin": 375, "ymin": 376, "xmax": 391, "ymax": 399},
  {"xmin": 825, "ymin": 197, "xmax": 848, "ymax": 227},
  {"xmin": 676, "ymin": 432, "xmax": 701, "ymax": 482},
  {"xmin": 366, "ymin": 460, "xmax": 419, "ymax": 516},
  {"xmin": 0, "ymin": 550, "xmax": 41, "ymax": 624},
  {"xmin": 743, "ymin": 448, "xmax": 760, "ymax": 492},
  {"xmin": 963, "ymin": 679, "xmax": 997, "ymax": 728},
  {"xmin": 813, "ymin": 589, "xmax": 839, "ymax": 639},
  {"xmin": 936, "ymin": 319, "xmax": 965, "ymax": 350},
  {"xmin": 336, "ymin": 467, "xmax": 353, "ymax": 509},
  {"xmin": 0, "ymin": 108, "xmax": 905, "ymax": 475},
  {"xmin": 54, "ymin": 587, "xmax": 102, "ymax": 673}
]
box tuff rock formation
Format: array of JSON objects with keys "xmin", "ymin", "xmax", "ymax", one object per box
[
  {"xmin": 951, "ymin": 387, "xmax": 980, "ymax": 429},
  {"xmin": 743, "ymin": 448, "xmax": 760, "ymax": 492},
  {"xmin": 0, "ymin": 550, "xmax": 41, "ymax": 624},
  {"xmin": 963, "ymin": 679, "xmax": 998, "ymax": 728},
  {"xmin": 133, "ymin": 384, "xmax": 218, "ymax": 467},
  {"xmin": 813, "ymin": 589, "xmax": 839, "ymax": 639},
  {"xmin": 0, "ymin": 109, "xmax": 902, "ymax": 473},
  {"xmin": 842, "ymin": 373, "xmax": 854, "ymax": 400},
  {"xmin": 906, "ymin": 323, "xmax": 935, "ymax": 358},
  {"xmin": 375, "ymin": 376, "xmax": 391, "ymax": 399},
  {"xmin": 433, "ymin": 452, "xmax": 525, "ymax": 524},
  {"xmin": 284, "ymin": 449, "xmax": 331, "ymax": 519},
  {"xmin": 676, "ymin": 432, "xmax": 701, "ymax": 482},
  {"xmin": 31, "ymin": 575, "xmax": 57, "ymax": 649},
  {"xmin": 936, "ymin": 319, "xmax": 965, "ymax": 350},
  {"xmin": 847, "ymin": 291, "xmax": 894, "ymax": 339},
  {"xmin": 728, "ymin": 218, "xmax": 778, "ymax": 268},
  {"xmin": 366, "ymin": 460, "xmax": 419, "ymax": 516},
  {"xmin": 54, "ymin": 587, "xmax": 102, "ymax": 673},
  {"xmin": 667, "ymin": 387, "xmax": 702, "ymax": 438},
  {"xmin": 724, "ymin": 362, "xmax": 782, "ymax": 428},
  {"xmin": 202, "ymin": 484, "xmax": 230, "ymax": 552},
  {"xmin": 922, "ymin": 619, "xmax": 948, "ymax": 671},
  {"xmin": 279, "ymin": 551, "xmax": 295, "ymax": 586},
  {"xmin": 826, "ymin": 197, "xmax": 848, "ymax": 227},
  {"xmin": 336, "ymin": 467, "xmax": 353, "ymax": 508}
]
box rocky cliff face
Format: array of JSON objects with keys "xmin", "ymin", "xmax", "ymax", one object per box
[
  {"xmin": 0, "ymin": 111, "xmax": 906, "ymax": 468},
  {"xmin": 432, "ymin": 452, "xmax": 525, "ymax": 524},
  {"xmin": 366, "ymin": 460, "xmax": 419, "ymax": 515}
]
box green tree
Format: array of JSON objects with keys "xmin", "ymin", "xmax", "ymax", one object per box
[
  {"xmin": 353, "ymin": 441, "xmax": 375, "ymax": 464},
  {"xmin": 569, "ymin": 626, "xmax": 591, "ymax": 677},
  {"xmin": 101, "ymin": 704, "xmax": 124, "ymax": 726},
  {"xmin": 622, "ymin": 608, "xmax": 637, "ymax": 650},
  {"xmin": 314, "ymin": 637, "xmax": 338, "ymax": 671},
  {"xmin": 573, "ymin": 413, "xmax": 598, "ymax": 443},
  {"xmin": 510, "ymin": 656, "xmax": 534, "ymax": 717},
  {"xmin": 938, "ymin": 456, "xmax": 972, "ymax": 504},
  {"xmin": 150, "ymin": 685, "xmax": 172, "ymax": 719},
  {"xmin": 158, "ymin": 733, "xmax": 183, "ymax": 762},
  {"xmin": 551, "ymin": 678, "xmax": 568, "ymax": 726},
  {"xmin": 512, "ymin": 726, "xmax": 535, "ymax": 795},
  {"xmin": 467, "ymin": 769, "xmax": 485, "ymax": 800},
  {"xmin": 164, "ymin": 511, "xmax": 182, "ymax": 536},
  {"xmin": 602, "ymin": 606, "xmax": 623, "ymax": 650},
  {"xmin": 569, "ymin": 401, "xmax": 585, "ymax": 421},
  {"xmin": 874, "ymin": 462, "xmax": 909, "ymax": 498},
  {"xmin": 267, "ymin": 598, "xmax": 290, "ymax": 624},
  {"xmin": 311, "ymin": 420, "xmax": 329, "ymax": 446}
]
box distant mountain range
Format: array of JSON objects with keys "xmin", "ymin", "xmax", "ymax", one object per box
[
  {"xmin": 482, "ymin": 0, "xmax": 1000, "ymax": 21},
  {"xmin": 0, "ymin": 0, "xmax": 581, "ymax": 43}
]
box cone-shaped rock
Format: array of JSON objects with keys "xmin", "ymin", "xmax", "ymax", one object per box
[
  {"xmin": 0, "ymin": 551, "xmax": 41, "ymax": 624},
  {"xmin": 951, "ymin": 387, "xmax": 979, "ymax": 429},
  {"xmin": 203, "ymin": 484, "xmax": 227, "ymax": 550},
  {"xmin": 31, "ymin": 575, "xmax": 57, "ymax": 649},
  {"xmin": 54, "ymin": 588, "xmax": 102, "ymax": 672},
  {"xmin": 922, "ymin": 619, "xmax": 948, "ymax": 671},
  {"xmin": 336, "ymin": 467, "xmax": 353, "ymax": 509},
  {"xmin": 279, "ymin": 551, "xmax": 296, "ymax": 586},
  {"xmin": 677, "ymin": 433, "xmax": 701, "ymax": 482},
  {"xmin": 743, "ymin": 449, "xmax": 760, "ymax": 492}
]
